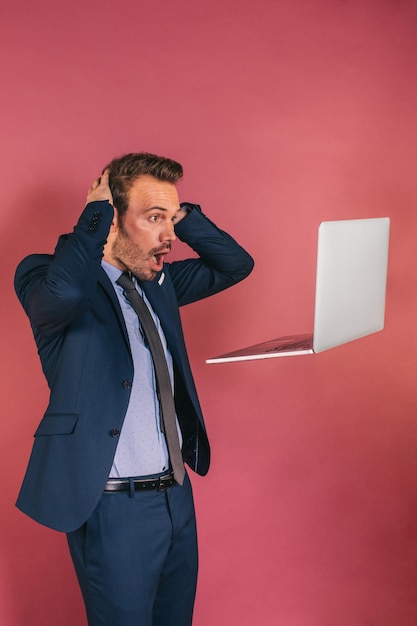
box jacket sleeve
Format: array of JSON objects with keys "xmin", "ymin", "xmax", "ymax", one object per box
[
  {"xmin": 169, "ymin": 203, "xmax": 254, "ymax": 306},
  {"xmin": 14, "ymin": 201, "xmax": 114, "ymax": 337}
]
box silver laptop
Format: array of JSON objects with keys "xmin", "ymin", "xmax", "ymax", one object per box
[{"xmin": 206, "ymin": 217, "xmax": 390, "ymax": 364}]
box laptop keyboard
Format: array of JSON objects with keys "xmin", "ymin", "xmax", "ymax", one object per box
[{"xmin": 265, "ymin": 336, "xmax": 313, "ymax": 353}]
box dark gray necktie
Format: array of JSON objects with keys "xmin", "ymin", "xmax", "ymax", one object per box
[{"xmin": 116, "ymin": 272, "xmax": 185, "ymax": 486}]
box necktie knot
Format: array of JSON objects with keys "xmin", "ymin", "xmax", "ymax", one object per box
[{"xmin": 116, "ymin": 271, "xmax": 136, "ymax": 292}]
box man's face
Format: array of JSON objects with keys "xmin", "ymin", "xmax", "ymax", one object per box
[{"xmin": 106, "ymin": 175, "xmax": 180, "ymax": 281}]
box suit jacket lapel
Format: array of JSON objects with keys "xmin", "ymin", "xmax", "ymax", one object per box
[
  {"xmin": 141, "ymin": 275, "xmax": 186, "ymax": 371},
  {"xmin": 97, "ymin": 268, "xmax": 131, "ymax": 351}
]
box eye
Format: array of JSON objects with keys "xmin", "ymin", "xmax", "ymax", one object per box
[{"xmin": 149, "ymin": 214, "xmax": 160, "ymax": 223}]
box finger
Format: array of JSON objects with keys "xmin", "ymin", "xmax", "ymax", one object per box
[
  {"xmin": 87, "ymin": 178, "xmax": 99, "ymax": 194},
  {"xmin": 100, "ymin": 169, "xmax": 110, "ymax": 183}
]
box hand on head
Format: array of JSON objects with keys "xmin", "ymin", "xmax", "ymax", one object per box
[{"xmin": 86, "ymin": 169, "xmax": 113, "ymax": 205}]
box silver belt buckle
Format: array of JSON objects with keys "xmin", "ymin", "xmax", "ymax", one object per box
[{"xmin": 157, "ymin": 474, "xmax": 174, "ymax": 492}]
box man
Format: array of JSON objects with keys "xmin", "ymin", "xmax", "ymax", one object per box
[{"xmin": 15, "ymin": 152, "xmax": 254, "ymax": 626}]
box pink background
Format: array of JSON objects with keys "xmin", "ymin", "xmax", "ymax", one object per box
[{"xmin": 2, "ymin": 1, "xmax": 417, "ymax": 624}]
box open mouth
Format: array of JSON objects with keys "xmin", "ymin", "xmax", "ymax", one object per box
[
  {"xmin": 151, "ymin": 247, "xmax": 171, "ymax": 270},
  {"xmin": 152, "ymin": 253, "xmax": 164, "ymax": 268}
]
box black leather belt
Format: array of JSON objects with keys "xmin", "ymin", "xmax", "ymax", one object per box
[{"xmin": 104, "ymin": 473, "xmax": 176, "ymax": 493}]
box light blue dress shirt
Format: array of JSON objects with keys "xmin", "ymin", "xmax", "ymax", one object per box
[{"xmin": 102, "ymin": 261, "xmax": 182, "ymax": 478}]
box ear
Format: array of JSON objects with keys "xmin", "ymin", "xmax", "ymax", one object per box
[
  {"xmin": 108, "ymin": 206, "xmax": 120, "ymax": 233},
  {"xmin": 102, "ymin": 207, "xmax": 119, "ymax": 261}
]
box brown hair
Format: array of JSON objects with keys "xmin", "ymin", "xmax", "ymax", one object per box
[{"xmin": 104, "ymin": 152, "xmax": 183, "ymax": 218}]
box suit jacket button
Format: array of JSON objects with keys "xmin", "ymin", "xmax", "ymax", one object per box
[
  {"xmin": 121, "ymin": 380, "xmax": 132, "ymax": 389},
  {"xmin": 110, "ymin": 429, "xmax": 120, "ymax": 438}
]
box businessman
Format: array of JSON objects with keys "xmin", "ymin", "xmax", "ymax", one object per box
[{"xmin": 15, "ymin": 152, "xmax": 254, "ymax": 626}]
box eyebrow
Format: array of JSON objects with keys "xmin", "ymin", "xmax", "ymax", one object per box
[
  {"xmin": 144, "ymin": 205, "xmax": 181, "ymax": 215},
  {"xmin": 145, "ymin": 206, "xmax": 168, "ymax": 212}
]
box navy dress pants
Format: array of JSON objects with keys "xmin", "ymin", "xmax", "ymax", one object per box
[{"xmin": 67, "ymin": 473, "xmax": 198, "ymax": 626}]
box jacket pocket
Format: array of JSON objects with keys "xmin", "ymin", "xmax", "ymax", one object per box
[{"xmin": 34, "ymin": 413, "xmax": 79, "ymax": 436}]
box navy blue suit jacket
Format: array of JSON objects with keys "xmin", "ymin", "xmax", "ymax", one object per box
[{"xmin": 15, "ymin": 200, "xmax": 253, "ymax": 532}]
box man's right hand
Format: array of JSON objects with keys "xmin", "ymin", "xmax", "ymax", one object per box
[{"xmin": 86, "ymin": 169, "xmax": 113, "ymax": 205}]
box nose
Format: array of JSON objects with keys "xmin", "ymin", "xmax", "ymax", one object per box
[{"xmin": 161, "ymin": 220, "xmax": 176, "ymax": 242}]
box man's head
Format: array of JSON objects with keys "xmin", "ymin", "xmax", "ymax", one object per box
[
  {"xmin": 102, "ymin": 152, "xmax": 184, "ymax": 281},
  {"xmin": 104, "ymin": 152, "xmax": 183, "ymax": 222}
]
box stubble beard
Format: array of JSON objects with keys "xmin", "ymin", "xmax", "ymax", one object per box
[
  {"xmin": 111, "ymin": 226, "xmax": 171, "ymax": 281},
  {"xmin": 111, "ymin": 228, "xmax": 157, "ymax": 281}
]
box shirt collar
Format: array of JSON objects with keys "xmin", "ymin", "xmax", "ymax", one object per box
[{"xmin": 101, "ymin": 260, "xmax": 124, "ymax": 286}]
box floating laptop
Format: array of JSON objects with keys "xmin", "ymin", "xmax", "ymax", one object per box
[{"xmin": 206, "ymin": 217, "xmax": 390, "ymax": 363}]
